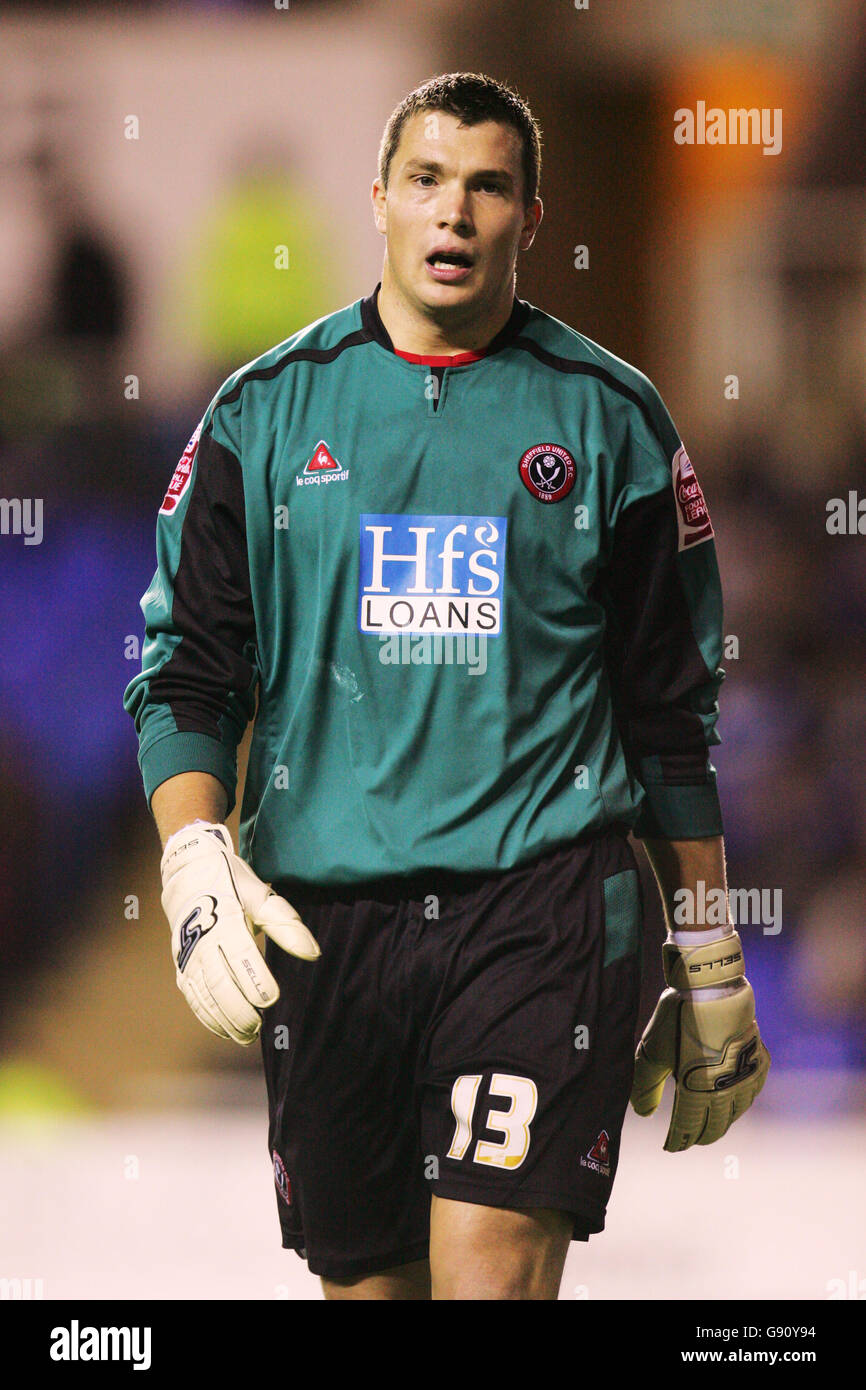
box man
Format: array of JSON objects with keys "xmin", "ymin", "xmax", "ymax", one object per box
[{"xmin": 125, "ymin": 72, "xmax": 769, "ymax": 1300}]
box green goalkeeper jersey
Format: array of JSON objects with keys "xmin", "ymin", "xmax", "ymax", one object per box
[{"xmin": 124, "ymin": 286, "xmax": 725, "ymax": 887}]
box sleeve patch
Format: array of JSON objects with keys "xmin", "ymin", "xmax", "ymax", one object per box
[
  {"xmin": 672, "ymin": 444, "xmax": 714, "ymax": 550},
  {"xmin": 159, "ymin": 421, "xmax": 203, "ymax": 515}
]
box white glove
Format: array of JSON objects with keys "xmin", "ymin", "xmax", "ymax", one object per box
[
  {"xmin": 630, "ymin": 926, "xmax": 770, "ymax": 1151},
  {"xmin": 160, "ymin": 820, "xmax": 320, "ymax": 1045}
]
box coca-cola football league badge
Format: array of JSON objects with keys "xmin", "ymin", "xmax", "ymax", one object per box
[{"xmin": 672, "ymin": 444, "xmax": 714, "ymax": 550}]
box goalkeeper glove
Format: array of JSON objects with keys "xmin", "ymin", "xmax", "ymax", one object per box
[
  {"xmin": 160, "ymin": 820, "xmax": 320, "ymax": 1045},
  {"xmin": 630, "ymin": 925, "xmax": 770, "ymax": 1151}
]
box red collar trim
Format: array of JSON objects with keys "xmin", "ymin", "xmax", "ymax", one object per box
[{"xmin": 393, "ymin": 347, "xmax": 488, "ymax": 366}]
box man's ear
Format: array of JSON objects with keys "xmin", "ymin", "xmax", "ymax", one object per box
[
  {"xmin": 519, "ymin": 198, "xmax": 543, "ymax": 252},
  {"xmin": 371, "ymin": 180, "xmax": 386, "ymax": 235}
]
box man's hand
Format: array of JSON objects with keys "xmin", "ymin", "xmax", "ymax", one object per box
[
  {"xmin": 160, "ymin": 821, "xmax": 320, "ymax": 1045},
  {"xmin": 630, "ymin": 928, "xmax": 770, "ymax": 1151}
]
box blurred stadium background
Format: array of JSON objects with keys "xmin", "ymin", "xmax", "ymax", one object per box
[{"xmin": 0, "ymin": 0, "xmax": 864, "ymax": 1300}]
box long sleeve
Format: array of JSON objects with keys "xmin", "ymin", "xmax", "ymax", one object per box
[
  {"xmin": 123, "ymin": 402, "xmax": 257, "ymax": 815},
  {"xmin": 598, "ymin": 392, "xmax": 725, "ymax": 840}
]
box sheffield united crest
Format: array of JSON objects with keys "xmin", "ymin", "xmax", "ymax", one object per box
[{"xmin": 519, "ymin": 442, "xmax": 577, "ymax": 503}]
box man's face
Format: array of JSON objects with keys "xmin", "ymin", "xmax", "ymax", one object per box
[{"xmin": 372, "ymin": 110, "xmax": 541, "ymax": 321}]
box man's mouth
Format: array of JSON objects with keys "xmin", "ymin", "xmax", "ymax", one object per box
[
  {"xmin": 426, "ymin": 250, "xmax": 474, "ymax": 269},
  {"xmin": 425, "ymin": 250, "xmax": 475, "ymax": 283}
]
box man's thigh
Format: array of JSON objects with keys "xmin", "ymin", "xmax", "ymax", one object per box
[
  {"xmin": 318, "ymin": 1198, "xmax": 573, "ymax": 1300},
  {"xmin": 429, "ymin": 1196, "xmax": 572, "ymax": 1300},
  {"xmin": 321, "ymin": 1259, "xmax": 432, "ymax": 1301}
]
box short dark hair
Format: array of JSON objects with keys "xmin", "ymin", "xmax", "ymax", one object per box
[{"xmin": 378, "ymin": 72, "xmax": 542, "ymax": 210}]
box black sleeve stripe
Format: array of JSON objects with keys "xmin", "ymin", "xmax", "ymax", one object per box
[
  {"xmin": 511, "ymin": 337, "xmax": 663, "ymax": 446},
  {"xmin": 595, "ymin": 487, "xmax": 719, "ymax": 776},
  {"xmin": 148, "ymin": 428, "xmax": 257, "ymax": 739},
  {"xmin": 214, "ymin": 330, "xmax": 370, "ymax": 414}
]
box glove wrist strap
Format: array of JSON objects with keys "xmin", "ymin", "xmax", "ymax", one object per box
[
  {"xmin": 662, "ymin": 928, "xmax": 745, "ymax": 992},
  {"xmin": 669, "ymin": 923, "xmax": 733, "ymax": 947},
  {"xmin": 160, "ymin": 820, "xmax": 232, "ymax": 877}
]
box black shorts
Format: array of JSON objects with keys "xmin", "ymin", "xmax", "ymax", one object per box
[{"xmin": 261, "ymin": 826, "xmax": 644, "ymax": 1280}]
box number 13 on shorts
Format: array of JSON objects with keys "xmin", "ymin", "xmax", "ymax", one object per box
[{"xmin": 446, "ymin": 1073, "xmax": 538, "ymax": 1170}]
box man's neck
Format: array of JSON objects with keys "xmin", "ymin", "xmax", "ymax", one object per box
[{"xmin": 376, "ymin": 263, "xmax": 515, "ymax": 357}]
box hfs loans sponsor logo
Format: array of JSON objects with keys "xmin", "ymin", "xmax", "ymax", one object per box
[{"xmin": 358, "ymin": 514, "xmax": 506, "ymax": 636}]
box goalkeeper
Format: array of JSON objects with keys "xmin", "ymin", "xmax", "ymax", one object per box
[{"xmin": 125, "ymin": 72, "xmax": 769, "ymax": 1301}]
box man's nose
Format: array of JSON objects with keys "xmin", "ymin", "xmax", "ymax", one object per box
[{"xmin": 438, "ymin": 184, "xmax": 473, "ymax": 229}]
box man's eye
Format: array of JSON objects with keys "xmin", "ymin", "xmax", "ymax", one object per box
[{"xmin": 413, "ymin": 174, "xmax": 501, "ymax": 192}]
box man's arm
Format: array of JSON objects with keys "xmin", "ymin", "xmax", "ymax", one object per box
[
  {"xmin": 126, "ymin": 409, "xmax": 319, "ymax": 1046},
  {"xmin": 123, "ymin": 408, "xmax": 257, "ymax": 824},
  {"xmin": 641, "ymin": 834, "xmax": 728, "ymax": 932},
  {"xmin": 598, "ymin": 392, "xmax": 769, "ymax": 1146},
  {"xmin": 151, "ymin": 771, "xmax": 228, "ymax": 849}
]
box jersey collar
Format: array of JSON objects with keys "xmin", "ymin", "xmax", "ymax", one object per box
[{"xmin": 360, "ymin": 282, "xmax": 531, "ymax": 362}]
